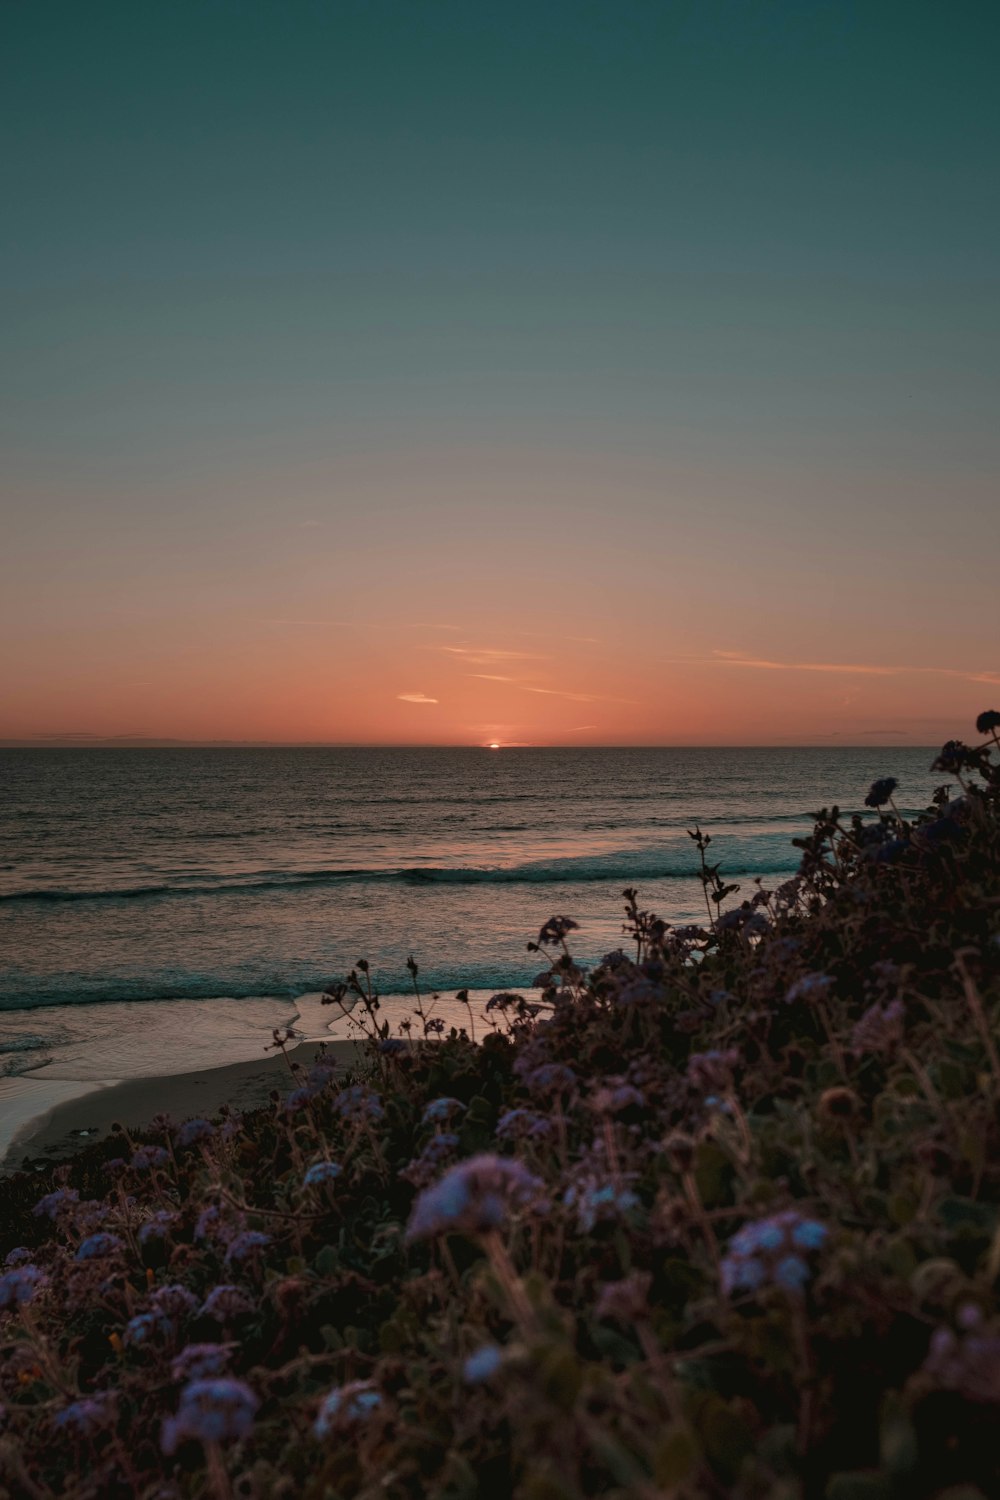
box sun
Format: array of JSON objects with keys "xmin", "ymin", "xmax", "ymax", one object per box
[{"xmin": 488, "ymin": 742, "xmax": 501, "ymax": 750}]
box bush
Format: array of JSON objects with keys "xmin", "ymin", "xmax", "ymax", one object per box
[{"xmin": 2, "ymin": 717, "xmax": 1000, "ymax": 1498}]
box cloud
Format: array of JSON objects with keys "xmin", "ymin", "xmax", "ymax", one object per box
[
  {"xmin": 712, "ymin": 651, "xmax": 1000, "ymax": 686},
  {"xmin": 397, "ymin": 692, "xmax": 439, "ymax": 704},
  {"xmin": 469, "ymin": 673, "xmax": 517, "ymax": 683},
  {"xmin": 439, "ymin": 646, "xmax": 546, "ymax": 665},
  {"xmin": 521, "ymin": 686, "xmax": 604, "ymax": 703}
]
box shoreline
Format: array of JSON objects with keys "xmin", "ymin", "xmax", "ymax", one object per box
[{"xmin": 1, "ymin": 1039, "xmax": 362, "ymax": 1175}]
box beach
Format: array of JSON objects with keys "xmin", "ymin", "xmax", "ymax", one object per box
[{"xmin": 1, "ymin": 1038, "xmax": 361, "ymax": 1174}]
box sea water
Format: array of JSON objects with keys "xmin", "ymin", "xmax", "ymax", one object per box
[{"xmin": 1, "ymin": 746, "xmax": 937, "ymax": 1089}]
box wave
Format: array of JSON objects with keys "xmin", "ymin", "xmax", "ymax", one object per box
[
  {"xmin": 0, "ymin": 1034, "xmax": 52, "ymax": 1054},
  {"xmin": 0, "ymin": 849, "xmax": 797, "ymax": 905}
]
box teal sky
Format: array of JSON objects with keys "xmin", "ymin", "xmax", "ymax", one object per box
[{"xmin": 3, "ymin": 2, "xmax": 998, "ymax": 745}]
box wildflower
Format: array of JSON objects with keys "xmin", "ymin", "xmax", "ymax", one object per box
[
  {"xmin": 864, "ymin": 777, "xmax": 898, "ymax": 809},
  {"xmin": 595, "ymin": 1272, "xmax": 652, "ymax": 1323},
  {"xmin": 613, "ymin": 978, "xmax": 661, "ymax": 1008},
  {"xmin": 75, "ymin": 1233, "xmax": 124, "ymax": 1262},
  {"xmin": 303, "ymin": 1160, "xmax": 342, "ymax": 1188},
  {"xmin": 314, "ymin": 1382, "xmax": 382, "ymax": 1437},
  {"xmin": 563, "ymin": 1180, "xmax": 639, "ymax": 1234},
  {"xmin": 851, "ymin": 998, "xmax": 905, "ymax": 1055},
  {"xmin": 686, "ymin": 1049, "xmax": 739, "ymax": 1092},
  {"xmin": 378, "ymin": 1038, "xmax": 407, "ymax": 1055},
  {"xmin": 170, "ymin": 1343, "xmax": 236, "ymax": 1382},
  {"xmin": 463, "ymin": 1344, "xmax": 503, "ymax": 1383},
  {"xmin": 406, "ymin": 1154, "xmax": 546, "ymax": 1242},
  {"xmin": 131, "ymin": 1145, "xmax": 170, "ymax": 1171},
  {"xmin": 721, "ymin": 1210, "xmax": 829, "ymax": 1297},
  {"xmin": 485, "ymin": 992, "xmax": 521, "ymax": 1012},
  {"xmin": 161, "ymin": 1378, "xmax": 259, "ymax": 1452},
  {"xmin": 224, "ymin": 1230, "xmax": 271, "ymax": 1265},
  {"xmin": 151, "ymin": 1284, "xmax": 199, "ymax": 1319},
  {"xmin": 282, "ymin": 1085, "xmax": 319, "ymax": 1114},
  {"xmin": 400, "ymin": 1133, "xmax": 460, "ymax": 1187},
  {"xmin": 496, "ymin": 1109, "xmax": 552, "ymax": 1141},
  {"xmin": 174, "ymin": 1119, "xmax": 214, "ymax": 1149},
  {"xmin": 424, "ymin": 1017, "xmax": 446, "ymax": 1035},
  {"xmin": 785, "ymin": 973, "xmax": 833, "ymax": 1006},
  {"xmin": 922, "ymin": 1321, "xmax": 1000, "ymax": 1403},
  {"xmin": 931, "ymin": 740, "xmax": 974, "ymax": 774},
  {"xmin": 422, "ymin": 1097, "xmax": 466, "ymax": 1125},
  {"xmin": 332, "ymin": 1085, "xmax": 385, "ymax": 1124},
  {"xmin": 199, "ymin": 1285, "xmax": 253, "ymax": 1321},
  {"xmin": 138, "ymin": 1210, "xmax": 179, "ymax": 1247},
  {"xmin": 33, "ymin": 1187, "xmax": 79, "ymax": 1220},
  {"xmin": 524, "ymin": 1063, "xmax": 577, "ymax": 1096},
  {"xmin": 976, "ymin": 709, "xmax": 1000, "ymax": 735},
  {"xmin": 591, "ymin": 1082, "xmax": 645, "ymax": 1114},
  {"xmin": 53, "ymin": 1392, "xmax": 117, "ymax": 1437},
  {"xmin": 537, "ymin": 916, "xmax": 579, "ymax": 946},
  {"xmin": 4, "ymin": 1247, "xmax": 32, "ymax": 1267},
  {"xmin": 0, "ymin": 1266, "xmax": 45, "ymax": 1309},
  {"xmin": 124, "ymin": 1311, "xmax": 171, "ymax": 1347}
]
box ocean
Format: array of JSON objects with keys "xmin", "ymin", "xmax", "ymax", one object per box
[{"xmin": 0, "ymin": 746, "xmax": 937, "ymax": 1098}]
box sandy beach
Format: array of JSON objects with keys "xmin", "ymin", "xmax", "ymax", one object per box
[{"xmin": 1, "ymin": 1039, "xmax": 362, "ymax": 1175}]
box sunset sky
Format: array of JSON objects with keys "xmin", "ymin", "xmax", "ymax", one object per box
[{"xmin": 3, "ymin": 1, "xmax": 998, "ymax": 746}]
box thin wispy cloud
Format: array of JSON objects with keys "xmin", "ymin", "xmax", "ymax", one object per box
[
  {"xmin": 397, "ymin": 692, "xmax": 439, "ymax": 704},
  {"xmin": 466, "ymin": 674, "xmax": 634, "ymax": 705},
  {"xmin": 712, "ymin": 651, "xmax": 1000, "ymax": 686},
  {"xmin": 440, "ymin": 646, "xmax": 547, "ymax": 664}
]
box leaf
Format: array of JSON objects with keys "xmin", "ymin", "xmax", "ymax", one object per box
[{"xmin": 654, "ymin": 1427, "xmax": 699, "ymax": 1486}]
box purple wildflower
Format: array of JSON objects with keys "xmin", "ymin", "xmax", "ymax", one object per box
[
  {"xmin": 138, "ymin": 1210, "xmax": 179, "ymax": 1248},
  {"xmin": 131, "ymin": 1145, "xmax": 170, "ymax": 1171},
  {"xmin": 922, "ymin": 1322, "xmax": 1000, "ymax": 1403},
  {"xmin": 124, "ymin": 1310, "xmax": 172, "ymax": 1347},
  {"xmin": 332, "ymin": 1085, "xmax": 385, "ymax": 1124},
  {"xmin": 161, "ymin": 1378, "xmax": 258, "ymax": 1453},
  {"xmin": 524, "ymin": 1063, "xmax": 577, "ymax": 1096},
  {"xmin": 851, "ymin": 998, "xmax": 905, "ymax": 1055},
  {"xmin": 865, "ymin": 777, "xmax": 899, "ymax": 809},
  {"xmin": 224, "ymin": 1230, "xmax": 271, "ymax": 1265},
  {"xmin": 785, "ymin": 973, "xmax": 834, "ymax": 1006},
  {"xmin": 400, "ymin": 1133, "xmax": 460, "ymax": 1188},
  {"xmin": 170, "ymin": 1343, "xmax": 236, "ymax": 1382},
  {"xmin": 537, "ymin": 916, "xmax": 579, "ymax": 946},
  {"xmin": 0, "ymin": 1266, "xmax": 45, "ymax": 1309},
  {"xmin": 151, "ymin": 1284, "xmax": 199, "ymax": 1319},
  {"xmin": 303, "ymin": 1160, "xmax": 342, "ymax": 1188},
  {"xmin": 75, "ymin": 1233, "xmax": 124, "ymax": 1262},
  {"xmin": 3, "ymin": 1247, "xmax": 32, "ymax": 1268},
  {"xmin": 495, "ymin": 1109, "xmax": 553, "ymax": 1142},
  {"xmin": 314, "ymin": 1382, "xmax": 382, "ymax": 1437},
  {"xmin": 33, "ymin": 1187, "xmax": 79, "ymax": 1220},
  {"xmin": 463, "ymin": 1344, "xmax": 503, "ymax": 1383},
  {"xmin": 563, "ymin": 1180, "xmax": 639, "ymax": 1234},
  {"xmin": 174, "ymin": 1119, "xmax": 215, "ymax": 1149},
  {"xmin": 199, "ymin": 1285, "xmax": 253, "ymax": 1322},
  {"xmin": 422, "ymin": 1097, "xmax": 466, "ymax": 1125},
  {"xmin": 721, "ymin": 1210, "xmax": 829, "ymax": 1297},
  {"xmin": 53, "ymin": 1392, "xmax": 117, "ymax": 1438},
  {"xmin": 406, "ymin": 1154, "xmax": 547, "ymax": 1242}
]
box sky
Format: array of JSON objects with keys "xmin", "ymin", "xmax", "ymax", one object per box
[{"xmin": 2, "ymin": 0, "xmax": 998, "ymax": 746}]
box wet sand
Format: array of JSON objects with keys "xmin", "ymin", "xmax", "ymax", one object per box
[{"xmin": 1, "ymin": 1039, "xmax": 362, "ymax": 1174}]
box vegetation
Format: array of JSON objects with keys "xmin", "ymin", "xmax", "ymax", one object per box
[{"xmin": 3, "ymin": 715, "xmax": 1000, "ymax": 1499}]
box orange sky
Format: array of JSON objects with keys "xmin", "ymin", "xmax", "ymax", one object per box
[{"xmin": 4, "ymin": 449, "xmax": 997, "ymax": 747}]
